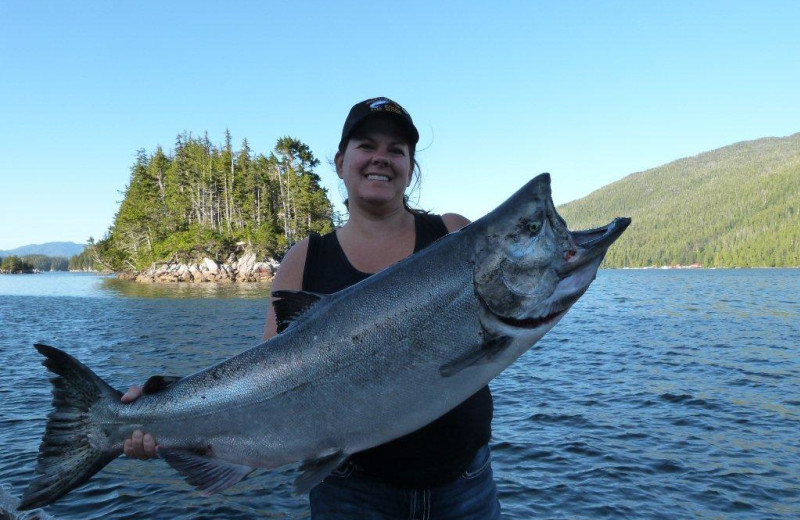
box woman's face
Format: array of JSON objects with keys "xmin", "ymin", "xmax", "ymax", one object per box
[{"xmin": 335, "ymin": 121, "xmax": 413, "ymax": 211}]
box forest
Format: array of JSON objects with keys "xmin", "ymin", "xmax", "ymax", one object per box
[
  {"xmin": 0, "ymin": 255, "xmax": 69, "ymax": 273},
  {"xmin": 558, "ymin": 133, "xmax": 800, "ymax": 268},
  {"xmin": 0, "ymin": 256, "xmax": 35, "ymax": 273},
  {"xmin": 90, "ymin": 131, "xmax": 335, "ymax": 273},
  {"xmin": 36, "ymin": 131, "xmax": 799, "ymax": 274}
]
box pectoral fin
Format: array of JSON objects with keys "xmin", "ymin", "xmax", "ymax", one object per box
[
  {"xmin": 439, "ymin": 335, "xmax": 512, "ymax": 377},
  {"xmin": 159, "ymin": 447, "xmax": 255, "ymax": 496},
  {"xmin": 293, "ymin": 450, "xmax": 347, "ymax": 495}
]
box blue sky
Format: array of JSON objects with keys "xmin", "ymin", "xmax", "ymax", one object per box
[{"xmin": 1, "ymin": 1, "xmax": 798, "ymax": 250}]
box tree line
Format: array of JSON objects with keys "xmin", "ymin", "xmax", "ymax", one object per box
[
  {"xmin": 0, "ymin": 255, "xmax": 69, "ymax": 273},
  {"xmin": 91, "ymin": 132, "xmax": 335, "ymax": 272}
]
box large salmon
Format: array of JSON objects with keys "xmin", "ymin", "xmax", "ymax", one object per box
[{"xmin": 20, "ymin": 173, "xmax": 630, "ymax": 510}]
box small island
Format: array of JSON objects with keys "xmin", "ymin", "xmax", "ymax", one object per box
[
  {"xmin": 0, "ymin": 256, "xmax": 36, "ymax": 274},
  {"xmin": 83, "ymin": 132, "xmax": 334, "ymax": 283},
  {"xmin": 0, "ymin": 253, "xmax": 75, "ymax": 274}
]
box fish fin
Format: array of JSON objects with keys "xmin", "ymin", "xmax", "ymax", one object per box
[
  {"xmin": 439, "ymin": 335, "xmax": 512, "ymax": 377},
  {"xmin": 293, "ymin": 450, "xmax": 347, "ymax": 495},
  {"xmin": 142, "ymin": 375, "xmax": 183, "ymax": 395},
  {"xmin": 19, "ymin": 344, "xmax": 123, "ymax": 510},
  {"xmin": 159, "ymin": 447, "xmax": 255, "ymax": 496},
  {"xmin": 271, "ymin": 290, "xmax": 326, "ymax": 333}
]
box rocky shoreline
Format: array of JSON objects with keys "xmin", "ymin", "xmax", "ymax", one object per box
[{"xmin": 130, "ymin": 251, "xmax": 279, "ymax": 283}]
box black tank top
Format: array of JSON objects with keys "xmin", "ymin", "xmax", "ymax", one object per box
[{"xmin": 302, "ymin": 212, "xmax": 493, "ymax": 488}]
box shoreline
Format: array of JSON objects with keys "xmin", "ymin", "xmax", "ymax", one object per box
[
  {"xmin": 130, "ymin": 252, "xmax": 278, "ymax": 284},
  {"xmin": 5, "ymin": 265, "xmax": 798, "ymax": 281}
]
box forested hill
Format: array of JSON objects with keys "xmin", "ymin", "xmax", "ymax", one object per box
[
  {"xmin": 0, "ymin": 242, "xmax": 84, "ymax": 258},
  {"xmin": 93, "ymin": 132, "xmax": 334, "ymax": 273},
  {"xmin": 557, "ymin": 132, "xmax": 800, "ymax": 268}
]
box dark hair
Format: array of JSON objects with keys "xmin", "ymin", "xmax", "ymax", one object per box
[{"xmin": 337, "ymin": 115, "xmax": 424, "ymax": 213}]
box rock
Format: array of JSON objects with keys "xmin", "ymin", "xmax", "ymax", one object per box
[
  {"xmin": 175, "ymin": 265, "xmax": 190, "ymax": 282},
  {"xmin": 203, "ymin": 258, "xmax": 219, "ymax": 273},
  {"xmin": 131, "ymin": 249, "xmax": 277, "ymax": 284},
  {"xmin": 236, "ymin": 252, "xmax": 256, "ymax": 275},
  {"xmin": 253, "ymin": 261, "xmax": 277, "ymax": 278}
]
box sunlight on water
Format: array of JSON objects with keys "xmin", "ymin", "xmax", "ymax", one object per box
[
  {"xmin": 0, "ymin": 272, "xmax": 272, "ymax": 299},
  {"xmin": 0, "ymin": 272, "xmax": 114, "ymax": 298}
]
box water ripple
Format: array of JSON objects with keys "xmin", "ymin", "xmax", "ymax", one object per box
[{"xmin": 1, "ymin": 270, "xmax": 799, "ymax": 518}]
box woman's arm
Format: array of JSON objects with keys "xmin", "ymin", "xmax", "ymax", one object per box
[{"xmin": 442, "ymin": 212, "xmax": 471, "ymax": 232}]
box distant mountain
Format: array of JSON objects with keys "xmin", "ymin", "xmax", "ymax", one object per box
[
  {"xmin": 558, "ymin": 133, "xmax": 800, "ymax": 268},
  {"xmin": 0, "ymin": 242, "xmax": 86, "ymax": 258}
]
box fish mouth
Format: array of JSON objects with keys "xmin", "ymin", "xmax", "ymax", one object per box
[
  {"xmin": 495, "ymin": 307, "xmax": 568, "ymax": 329},
  {"xmin": 573, "ymin": 217, "xmax": 631, "ymax": 248},
  {"xmin": 477, "ymin": 290, "xmax": 569, "ymax": 330},
  {"xmin": 558, "ymin": 217, "xmax": 631, "ymax": 276}
]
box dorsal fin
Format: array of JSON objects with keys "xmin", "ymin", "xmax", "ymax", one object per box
[
  {"xmin": 271, "ymin": 290, "xmax": 325, "ymax": 333},
  {"xmin": 142, "ymin": 375, "xmax": 182, "ymax": 395}
]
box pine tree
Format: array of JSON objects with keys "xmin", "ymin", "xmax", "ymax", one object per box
[{"xmin": 95, "ymin": 132, "xmax": 334, "ymax": 272}]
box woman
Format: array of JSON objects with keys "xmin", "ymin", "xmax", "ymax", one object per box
[{"xmin": 123, "ymin": 97, "xmax": 501, "ymax": 519}]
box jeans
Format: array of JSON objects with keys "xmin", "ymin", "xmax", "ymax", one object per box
[{"xmin": 309, "ymin": 444, "xmax": 501, "ymax": 519}]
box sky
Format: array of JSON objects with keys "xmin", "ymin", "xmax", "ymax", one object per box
[{"xmin": 1, "ymin": 1, "xmax": 798, "ymax": 250}]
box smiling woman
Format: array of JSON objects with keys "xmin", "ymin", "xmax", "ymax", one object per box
[
  {"xmin": 266, "ymin": 97, "xmax": 499, "ymax": 519},
  {"xmin": 335, "ymin": 124, "xmax": 413, "ymax": 210},
  {"xmin": 334, "ymin": 97, "xmax": 422, "ymax": 214}
]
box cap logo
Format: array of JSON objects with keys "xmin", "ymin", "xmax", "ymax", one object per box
[
  {"xmin": 367, "ymin": 97, "xmax": 408, "ymax": 116},
  {"xmin": 341, "ymin": 97, "xmax": 418, "ymax": 147}
]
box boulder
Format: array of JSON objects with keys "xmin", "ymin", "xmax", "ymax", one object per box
[
  {"xmin": 132, "ymin": 249, "xmax": 277, "ymax": 284},
  {"xmin": 202, "ymin": 258, "xmax": 219, "ymax": 273}
]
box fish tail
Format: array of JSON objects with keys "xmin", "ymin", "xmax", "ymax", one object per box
[{"xmin": 19, "ymin": 344, "xmax": 123, "ymax": 510}]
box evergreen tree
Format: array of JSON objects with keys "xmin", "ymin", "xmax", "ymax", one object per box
[
  {"xmin": 1, "ymin": 256, "xmax": 35, "ymax": 273},
  {"xmin": 95, "ymin": 132, "xmax": 334, "ymax": 272}
]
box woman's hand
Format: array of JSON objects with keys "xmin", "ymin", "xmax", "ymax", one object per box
[{"xmin": 121, "ymin": 386, "xmax": 158, "ymax": 459}]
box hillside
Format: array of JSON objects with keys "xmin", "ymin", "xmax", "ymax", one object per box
[
  {"xmin": 0, "ymin": 242, "xmax": 85, "ymax": 258},
  {"xmin": 558, "ymin": 133, "xmax": 800, "ymax": 268}
]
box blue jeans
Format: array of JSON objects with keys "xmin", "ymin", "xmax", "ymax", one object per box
[{"xmin": 309, "ymin": 444, "xmax": 501, "ymax": 519}]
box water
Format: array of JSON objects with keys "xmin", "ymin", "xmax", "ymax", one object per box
[{"xmin": 0, "ymin": 270, "xmax": 798, "ymax": 519}]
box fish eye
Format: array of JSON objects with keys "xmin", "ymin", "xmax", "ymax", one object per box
[{"xmin": 525, "ymin": 220, "xmax": 542, "ymax": 235}]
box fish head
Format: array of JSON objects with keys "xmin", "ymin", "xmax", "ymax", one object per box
[{"xmin": 473, "ymin": 173, "xmax": 630, "ymax": 332}]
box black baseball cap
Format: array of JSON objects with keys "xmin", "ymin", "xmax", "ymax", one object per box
[{"xmin": 339, "ymin": 97, "xmax": 419, "ymax": 150}]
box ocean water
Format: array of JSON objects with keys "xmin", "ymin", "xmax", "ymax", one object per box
[{"xmin": 0, "ymin": 270, "xmax": 798, "ymax": 519}]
